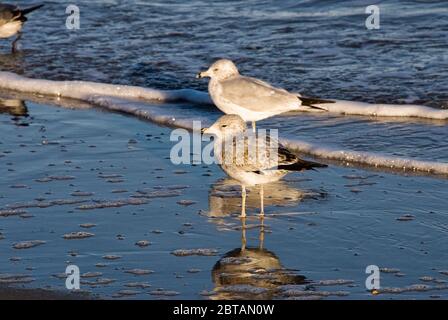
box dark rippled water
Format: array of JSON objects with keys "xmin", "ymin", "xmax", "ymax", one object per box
[{"xmin": 3, "ymin": 0, "xmax": 448, "ymax": 106}]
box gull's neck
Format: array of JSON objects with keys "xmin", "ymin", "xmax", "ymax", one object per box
[{"xmin": 212, "ymin": 130, "xmax": 246, "ymax": 163}]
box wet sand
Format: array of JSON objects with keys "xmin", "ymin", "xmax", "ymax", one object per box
[
  {"xmin": 1, "ymin": 99, "xmax": 448, "ymax": 300},
  {"xmin": 0, "ymin": 0, "xmax": 446, "ymax": 301},
  {"xmin": 0, "ymin": 285, "xmax": 91, "ymax": 300}
]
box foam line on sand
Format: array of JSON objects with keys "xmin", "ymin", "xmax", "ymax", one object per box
[{"xmin": 0, "ymin": 72, "xmax": 446, "ymax": 176}]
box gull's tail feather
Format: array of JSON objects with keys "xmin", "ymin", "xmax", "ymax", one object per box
[
  {"xmin": 21, "ymin": 4, "xmax": 45, "ymax": 16},
  {"xmin": 300, "ymin": 96, "xmax": 335, "ymax": 111},
  {"xmin": 278, "ymin": 158, "xmax": 328, "ymax": 172}
]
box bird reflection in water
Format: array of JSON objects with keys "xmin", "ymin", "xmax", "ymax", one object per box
[
  {"xmin": 0, "ymin": 97, "xmax": 29, "ymax": 125},
  {"xmin": 207, "ymin": 178, "xmax": 310, "ymax": 222},
  {"xmin": 210, "ymin": 217, "xmax": 308, "ymax": 300},
  {"xmin": 207, "ymin": 178, "xmax": 310, "ymax": 299}
]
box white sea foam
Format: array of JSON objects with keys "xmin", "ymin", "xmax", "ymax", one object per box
[
  {"xmin": 89, "ymin": 96, "xmax": 210, "ymax": 131},
  {"xmin": 1, "ymin": 72, "xmax": 446, "ymax": 119},
  {"xmin": 0, "ymin": 71, "xmax": 447, "ymax": 176},
  {"xmin": 281, "ymin": 139, "xmax": 448, "ymax": 176},
  {"xmin": 77, "ymin": 97, "xmax": 448, "ymax": 177},
  {"xmin": 0, "ymin": 72, "xmax": 212, "ymax": 105},
  {"xmin": 313, "ymin": 100, "xmax": 448, "ymax": 120}
]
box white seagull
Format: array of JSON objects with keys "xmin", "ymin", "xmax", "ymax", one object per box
[
  {"xmin": 197, "ymin": 59, "xmax": 334, "ymax": 132},
  {"xmin": 0, "ymin": 3, "xmax": 44, "ymax": 53}
]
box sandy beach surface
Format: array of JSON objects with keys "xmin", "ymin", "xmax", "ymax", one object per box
[
  {"xmin": 0, "ymin": 285, "xmax": 91, "ymax": 300},
  {"xmin": 0, "ymin": 0, "xmax": 447, "ymax": 300},
  {"xmin": 1, "ymin": 98, "xmax": 447, "ymax": 300}
]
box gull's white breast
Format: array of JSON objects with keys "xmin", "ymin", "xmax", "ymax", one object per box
[
  {"xmin": 0, "ymin": 21, "xmax": 23, "ymax": 39},
  {"xmin": 221, "ymin": 165, "xmax": 287, "ymax": 187}
]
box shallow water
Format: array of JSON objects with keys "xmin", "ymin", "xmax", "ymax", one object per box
[
  {"xmin": 1, "ymin": 102, "xmax": 448, "ymax": 299},
  {"xmin": 0, "ymin": 0, "xmax": 447, "ymax": 299}
]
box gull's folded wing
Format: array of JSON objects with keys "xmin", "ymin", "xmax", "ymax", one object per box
[
  {"xmin": 219, "ymin": 76, "xmax": 300, "ymax": 112},
  {"xmin": 220, "ymin": 133, "xmax": 326, "ymax": 172},
  {"xmin": 220, "ymin": 134, "xmax": 299, "ymax": 171}
]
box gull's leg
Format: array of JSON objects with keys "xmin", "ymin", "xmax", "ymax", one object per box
[
  {"xmin": 240, "ymin": 185, "xmax": 246, "ymax": 218},
  {"xmin": 241, "ymin": 216, "xmax": 247, "ymax": 252},
  {"xmin": 252, "ymin": 121, "xmax": 256, "ymax": 133},
  {"xmin": 259, "ymin": 184, "xmax": 265, "ymax": 217},
  {"xmin": 12, "ymin": 32, "xmax": 23, "ymax": 54},
  {"xmin": 259, "ymin": 185, "xmax": 265, "ymax": 249},
  {"xmin": 259, "ymin": 212, "xmax": 265, "ymax": 250}
]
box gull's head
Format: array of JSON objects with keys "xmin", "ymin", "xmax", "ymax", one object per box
[
  {"xmin": 196, "ymin": 59, "xmax": 239, "ymax": 81},
  {"xmin": 202, "ymin": 114, "xmax": 247, "ymax": 138}
]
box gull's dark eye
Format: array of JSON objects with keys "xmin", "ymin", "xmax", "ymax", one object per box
[
  {"xmin": 221, "ymin": 124, "xmax": 227, "ymax": 128},
  {"xmin": 214, "ymin": 68, "xmax": 219, "ymax": 71}
]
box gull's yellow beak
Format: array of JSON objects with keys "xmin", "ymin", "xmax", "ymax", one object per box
[{"xmin": 201, "ymin": 127, "xmax": 208, "ymax": 135}]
